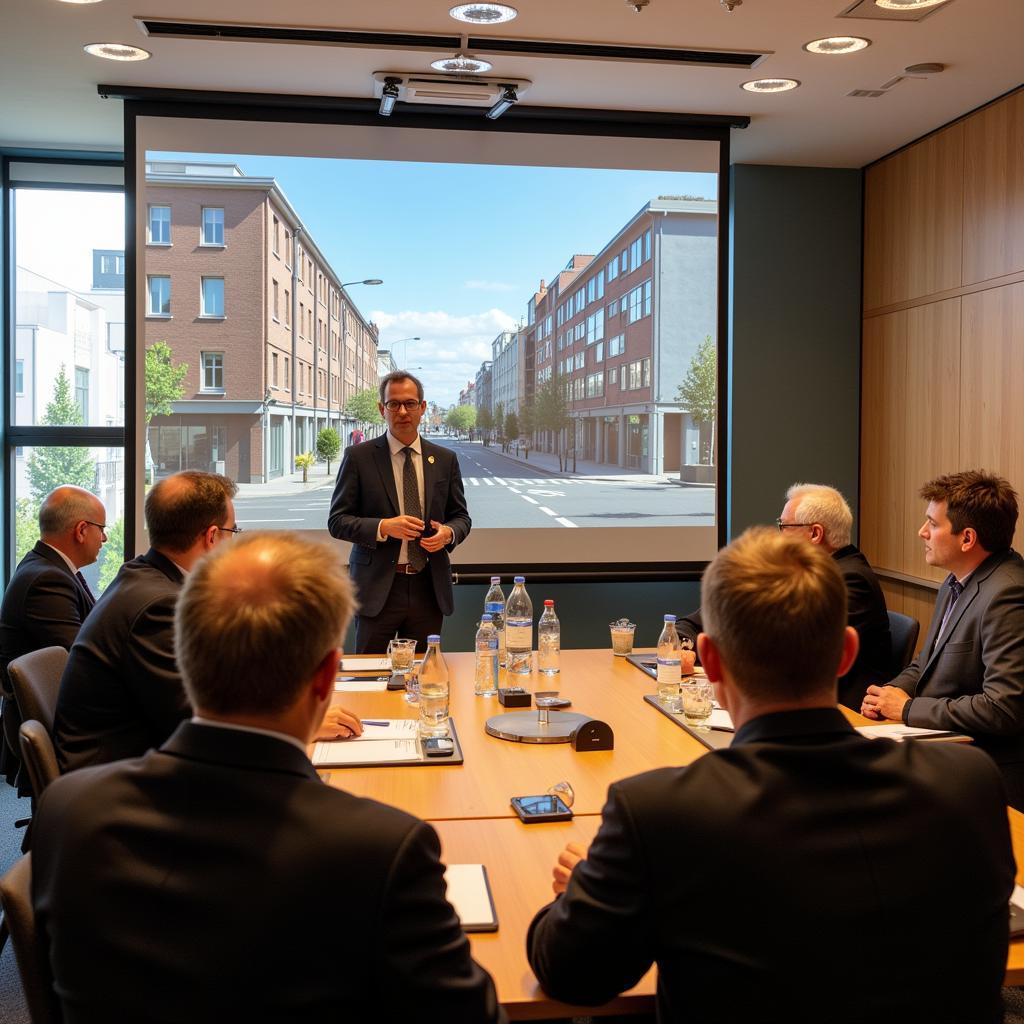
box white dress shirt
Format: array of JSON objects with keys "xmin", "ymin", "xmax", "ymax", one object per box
[
  {"xmin": 377, "ymin": 431, "xmax": 426, "ymax": 563},
  {"xmin": 42, "ymin": 541, "xmax": 79, "ymax": 574}
]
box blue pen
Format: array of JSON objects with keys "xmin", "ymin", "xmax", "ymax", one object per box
[{"xmin": 361, "ymin": 720, "xmax": 389, "ymax": 727}]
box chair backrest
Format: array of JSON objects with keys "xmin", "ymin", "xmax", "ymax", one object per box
[
  {"xmin": 0, "ymin": 855, "xmax": 61, "ymax": 1024},
  {"xmin": 8, "ymin": 647, "xmax": 68, "ymax": 735},
  {"xmin": 887, "ymin": 610, "xmax": 921, "ymax": 677},
  {"xmin": 19, "ymin": 721, "xmax": 59, "ymax": 802}
]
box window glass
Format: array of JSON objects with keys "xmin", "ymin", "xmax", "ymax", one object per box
[
  {"xmin": 201, "ymin": 352, "xmax": 225, "ymax": 391},
  {"xmin": 202, "ymin": 207, "xmax": 225, "ymax": 245},
  {"xmin": 201, "ymin": 277, "xmax": 225, "ymax": 317},
  {"xmin": 148, "ymin": 276, "xmax": 171, "ymax": 316},
  {"xmin": 148, "ymin": 205, "xmax": 170, "ymax": 244}
]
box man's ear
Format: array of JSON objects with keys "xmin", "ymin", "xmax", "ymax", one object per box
[
  {"xmin": 960, "ymin": 527, "xmax": 978, "ymax": 553},
  {"xmin": 808, "ymin": 523, "xmax": 826, "ymax": 546},
  {"xmin": 311, "ymin": 648, "xmax": 341, "ymax": 702},
  {"xmin": 697, "ymin": 633, "xmax": 722, "ymax": 682}
]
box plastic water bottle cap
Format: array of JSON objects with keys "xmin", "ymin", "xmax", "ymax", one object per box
[
  {"xmin": 491, "ymin": 576, "xmax": 501, "ymax": 583},
  {"xmin": 481, "ymin": 614, "xmax": 492, "ymax": 622},
  {"xmin": 427, "ymin": 634, "xmax": 441, "ymax": 643},
  {"xmin": 544, "ymin": 600, "xmax": 554, "ymax": 606},
  {"xmin": 664, "ymin": 614, "xmax": 677, "ymax": 622},
  {"xmin": 514, "ymin": 575, "xmax": 525, "ymax": 583}
]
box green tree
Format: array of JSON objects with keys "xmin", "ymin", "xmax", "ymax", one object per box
[
  {"xmin": 518, "ymin": 400, "xmax": 534, "ymax": 440},
  {"xmin": 493, "ymin": 401, "xmax": 505, "ymax": 448},
  {"xmin": 145, "ymin": 341, "xmax": 189, "ymax": 424},
  {"xmin": 504, "ymin": 410, "xmax": 519, "ymax": 447},
  {"xmin": 26, "ymin": 365, "xmax": 95, "ymax": 503},
  {"xmin": 445, "ymin": 404, "xmax": 476, "ymax": 435},
  {"xmin": 316, "ymin": 427, "xmax": 341, "ymax": 474},
  {"xmin": 676, "ymin": 335, "xmax": 717, "ymax": 465},
  {"xmin": 14, "ymin": 498, "xmax": 39, "ymax": 567},
  {"xmin": 477, "ymin": 405, "xmax": 494, "ymax": 445},
  {"xmin": 535, "ymin": 374, "xmax": 571, "ymax": 471},
  {"xmin": 97, "ymin": 518, "xmax": 125, "ymax": 593},
  {"xmin": 345, "ymin": 388, "xmax": 383, "ymax": 426},
  {"xmin": 295, "ymin": 451, "xmax": 316, "ymax": 483}
]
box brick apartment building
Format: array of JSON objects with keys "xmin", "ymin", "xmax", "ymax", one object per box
[
  {"xmin": 144, "ymin": 161, "xmax": 378, "ymax": 483},
  {"xmin": 525, "ymin": 198, "xmax": 717, "ymax": 474}
]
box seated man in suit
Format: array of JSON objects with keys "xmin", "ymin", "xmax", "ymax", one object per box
[
  {"xmin": 864, "ymin": 470, "xmax": 1024, "ymax": 808},
  {"xmin": 328, "ymin": 371, "xmax": 471, "ymax": 652},
  {"xmin": 0, "ymin": 485, "xmax": 106, "ymax": 784},
  {"xmin": 32, "ymin": 532, "xmax": 503, "ymax": 1023},
  {"xmin": 677, "ymin": 482, "xmax": 890, "ymax": 709},
  {"xmin": 529, "ymin": 528, "xmax": 1013, "ymax": 1023}
]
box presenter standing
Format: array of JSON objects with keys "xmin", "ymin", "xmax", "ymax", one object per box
[{"xmin": 328, "ymin": 371, "xmax": 471, "ymax": 653}]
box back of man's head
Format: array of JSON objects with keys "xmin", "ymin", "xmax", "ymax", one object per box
[
  {"xmin": 175, "ymin": 531, "xmax": 355, "ymax": 717},
  {"xmin": 701, "ymin": 527, "xmax": 847, "ymax": 701},
  {"xmin": 38, "ymin": 486, "xmax": 100, "ymax": 538},
  {"xmin": 920, "ymin": 470, "xmax": 1018, "ymax": 554},
  {"xmin": 145, "ymin": 471, "xmax": 237, "ymax": 553}
]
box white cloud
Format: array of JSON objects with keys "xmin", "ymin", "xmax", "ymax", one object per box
[
  {"xmin": 372, "ymin": 308, "xmax": 517, "ymax": 405},
  {"xmin": 464, "ymin": 279, "xmax": 517, "ymax": 293}
]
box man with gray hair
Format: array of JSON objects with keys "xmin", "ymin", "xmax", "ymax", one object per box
[
  {"xmin": 32, "ymin": 532, "xmax": 502, "ymax": 1022},
  {"xmin": 0, "ymin": 485, "xmax": 106, "ymax": 783},
  {"xmin": 677, "ymin": 482, "xmax": 890, "ymax": 709}
]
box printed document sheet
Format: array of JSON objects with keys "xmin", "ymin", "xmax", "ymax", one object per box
[{"xmin": 311, "ymin": 719, "xmax": 420, "ymax": 765}]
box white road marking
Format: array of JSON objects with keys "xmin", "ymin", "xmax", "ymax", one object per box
[
  {"xmin": 520, "ymin": 495, "xmax": 539, "ymax": 505},
  {"xmin": 556, "ymin": 517, "xmax": 578, "ymax": 528},
  {"xmin": 539, "ymin": 506, "xmax": 558, "ymax": 516},
  {"xmin": 507, "ymin": 487, "xmax": 521, "ymax": 494},
  {"xmin": 468, "ymin": 478, "xmax": 480, "ymax": 486},
  {"xmin": 528, "ymin": 489, "xmax": 566, "ymax": 497},
  {"xmin": 492, "ymin": 477, "xmax": 507, "ymax": 484},
  {"xmin": 483, "ymin": 478, "xmax": 495, "ymax": 486}
]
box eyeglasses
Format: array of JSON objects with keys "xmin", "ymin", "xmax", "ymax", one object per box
[
  {"xmin": 83, "ymin": 521, "xmax": 108, "ymax": 532},
  {"xmin": 776, "ymin": 518, "xmax": 814, "ymax": 532},
  {"xmin": 216, "ymin": 525, "xmax": 244, "ymax": 535},
  {"xmin": 383, "ymin": 400, "xmax": 423, "ymax": 412}
]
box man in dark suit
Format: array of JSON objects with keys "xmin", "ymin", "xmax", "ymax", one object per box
[
  {"xmin": 0, "ymin": 486, "xmax": 106, "ymax": 784},
  {"xmin": 52, "ymin": 471, "xmax": 237, "ymax": 773},
  {"xmin": 865, "ymin": 470, "xmax": 1024, "ymax": 807},
  {"xmin": 677, "ymin": 482, "xmax": 890, "ymax": 709},
  {"xmin": 328, "ymin": 371, "xmax": 471, "ymax": 652},
  {"xmin": 529, "ymin": 528, "xmax": 1013, "ymax": 1023},
  {"xmin": 32, "ymin": 532, "xmax": 502, "ymax": 1023}
]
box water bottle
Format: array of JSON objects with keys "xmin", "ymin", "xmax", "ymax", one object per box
[
  {"xmin": 656, "ymin": 614, "xmax": 682, "ymax": 711},
  {"xmin": 474, "ymin": 614, "xmax": 499, "ymax": 696},
  {"xmin": 538, "ymin": 600, "xmax": 560, "ymax": 676},
  {"xmin": 484, "ymin": 576, "xmax": 507, "ymax": 668},
  {"xmin": 505, "ymin": 575, "xmax": 533, "ymax": 676},
  {"xmin": 418, "ymin": 635, "xmax": 450, "ymax": 737}
]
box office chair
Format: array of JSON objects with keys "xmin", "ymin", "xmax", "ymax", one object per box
[
  {"xmin": 18, "ymin": 721, "xmax": 59, "ymax": 804},
  {"xmin": 887, "ymin": 611, "xmax": 921, "ymax": 678},
  {"xmin": 8, "ymin": 646, "xmax": 68, "ymax": 735},
  {"xmin": 0, "ymin": 855, "xmax": 61, "ymax": 1024}
]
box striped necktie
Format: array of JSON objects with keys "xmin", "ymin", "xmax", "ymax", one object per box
[{"xmin": 403, "ymin": 447, "xmax": 427, "ymax": 571}]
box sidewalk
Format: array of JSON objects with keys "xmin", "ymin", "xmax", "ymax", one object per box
[
  {"xmin": 234, "ymin": 463, "xmax": 337, "ymax": 498},
  {"xmin": 485, "ymin": 444, "xmax": 670, "ymax": 482}
]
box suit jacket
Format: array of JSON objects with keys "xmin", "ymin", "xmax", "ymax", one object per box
[
  {"xmin": 327, "ymin": 434, "xmax": 471, "ymax": 618},
  {"xmin": 0, "ymin": 540, "xmax": 95, "ymax": 691},
  {"xmin": 893, "ymin": 549, "xmax": 1024, "ymax": 769},
  {"xmin": 32, "ymin": 722, "xmax": 503, "ymax": 1024},
  {"xmin": 527, "ymin": 708, "xmax": 1012, "ymax": 1023},
  {"xmin": 677, "ymin": 544, "xmax": 890, "ymax": 709},
  {"xmin": 53, "ymin": 548, "xmax": 188, "ymax": 774}
]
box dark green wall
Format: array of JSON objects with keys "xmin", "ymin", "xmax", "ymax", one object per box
[{"xmin": 728, "ymin": 164, "xmax": 863, "ymax": 539}]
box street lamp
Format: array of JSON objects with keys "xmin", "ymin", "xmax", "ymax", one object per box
[
  {"xmin": 391, "ymin": 336, "xmax": 421, "ymax": 366},
  {"xmin": 340, "ymin": 279, "xmax": 383, "ymax": 287}
]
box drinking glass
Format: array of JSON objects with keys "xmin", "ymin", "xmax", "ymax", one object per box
[
  {"xmin": 681, "ymin": 678, "xmax": 714, "ymax": 730},
  {"xmin": 546, "ymin": 780, "xmax": 575, "ymax": 810},
  {"xmin": 388, "ymin": 638, "xmax": 417, "ymax": 704},
  {"xmin": 609, "ymin": 619, "xmax": 636, "ymax": 656}
]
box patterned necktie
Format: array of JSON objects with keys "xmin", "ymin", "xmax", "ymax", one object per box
[
  {"xmin": 76, "ymin": 571, "xmax": 96, "ymax": 604},
  {"xmin": 403, "ymin": 447, "xmax": 427, "ymax": 571},
  {"xmin": 933, "ymin": 576, "xmax": 964, "ymax": 650}
]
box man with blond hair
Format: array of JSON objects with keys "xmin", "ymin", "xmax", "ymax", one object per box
[
  {"xmin": 677, "ymin": 482, "xmax": 890, "ymax": 709},
  {"xmin": 529, "ymin": 528, "xmax": 1012, "ymax": 1023},
  {"xmin": 32, "ymin": 532, "xmax": 502, "ymax": 1022}
]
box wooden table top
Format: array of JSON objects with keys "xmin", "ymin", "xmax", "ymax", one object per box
[{"xmin": 326, "ymin": 648, "xmax": 711, "ymax": 820}]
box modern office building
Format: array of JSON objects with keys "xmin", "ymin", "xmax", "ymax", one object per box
[
  {"xmin": 143, "ymin": 160, "xmax": 379, "ymax": 483},
  {"xmin": 490, "ymin": 329, "xmax": 523, "ymax": 421}
]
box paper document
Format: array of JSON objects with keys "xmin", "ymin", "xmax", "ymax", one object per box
[
  {"xmin": 312, "ymin": 738, "xmax": 419, "ymax": 766},
  {"xmin": 708, "ymin": 708, "xmax": 734, "ymax": 731},
  {"xmin": 444, "ymin": 864, "xmax": 498, "ymax": 932},
  {"xmin": 1011, "ymin": 885, "xmax": 1024, "ymax": 911},
  {"xmin": 340, "ymin": 657, "xmax": 391, "ymax": 672},
  {"xmin": 856, "ymin": 724, "xmax": 958, "ymax": 741},
  {"xmin": 335, "ymin": 679, "xmax": 388, "ymax": 693},
  {"xmin": 351, "ymin": 719, "xmax": 419, "ymax": 741}
]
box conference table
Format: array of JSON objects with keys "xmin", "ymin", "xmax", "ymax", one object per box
[{"xmin": 326, "ymin": 649, "xmax": 1024, "ymax": 1018}]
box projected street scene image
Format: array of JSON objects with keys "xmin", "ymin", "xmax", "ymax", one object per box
[{"xmin": 140, "ymin": 151, "xmax": 718, "ymax": 533}]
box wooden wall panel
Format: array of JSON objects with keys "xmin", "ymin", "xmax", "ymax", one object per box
[
  {"xmin": 864, "ymin": 123, "xmax": 965, "ymax": 312},
  {"xmin": 902, "ymin": 581, "xmax": 938, "ymax": 658},
  {"xmin": 960, "ymin": 281, "xmax": 1024, "ymax": 550},
  {"xmin": 860, "ymin": 312, "xmax": 907, "ymax": 574},
  {"xmin": 964, "ymin": 90, "xmax": 1024, "ymax": 285},
  {"xmin": 903, "ymin": 298, "xmax": 961, "ymax": 583}
]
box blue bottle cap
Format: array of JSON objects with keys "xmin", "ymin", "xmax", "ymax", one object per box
[
  {"xmin": 428, "ymin": 634, "xmax": 441, "ymax": 643},
  {"xmin": 514, "ymin": 575, "xmax": 526, "ymax": 583},
  {"xmin": 664, "ymin": 614, "xmax": 677, "ymax": 622},
  {"xmin": 481, "ymin": 614, "xmax": 492, "ymax": 622}
]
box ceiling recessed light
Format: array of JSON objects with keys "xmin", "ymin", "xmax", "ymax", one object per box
[
  {"xmin": 84, "ymin": 42, "xmax": 152, "ymax": 61},
  {"xmin": 803, "ymin": 36, "xmax": 871, "ymax": 55},
  {"xmin": 449, "ymin": 4, "xmax": 518, "ymax": 25},
  {"xmin": 430, "ymin": 54, "xmax": 494, "ymax": 74},
  {"xmin": 874, "ymin": 0, "xmax": 948, "ymax": 8},
  {"xmin": 741, "ymin": 78, "xmax": 800, "ymax": 93}
]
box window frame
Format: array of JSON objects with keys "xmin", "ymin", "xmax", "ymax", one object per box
[
  {"xmin": 200, "ymin": 206, "xmax": 225, "ymax": 247},
  {"xmin": 200, "ymin": 350, "xmax": 225, "ymax": 393},
  {"xmin": 147, "ymin": 274, "xmax": 171, "ymax": 317},
  {"xmin": 147, "ymin": 203, "xmax": 171, "ymax": 245},
  {"xmin": 200, "ymin": 276, "xmax": 225, "ymax": 319}
]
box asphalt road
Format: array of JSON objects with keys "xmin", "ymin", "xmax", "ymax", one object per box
[{"xmin": 234, "ymin": 438, "xmax": 715, "ymax": 531}]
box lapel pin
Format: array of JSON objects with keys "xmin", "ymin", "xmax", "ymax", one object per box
[{"xmin": 428, "ymin": 455, "xmax": 435, "ymax": 464}]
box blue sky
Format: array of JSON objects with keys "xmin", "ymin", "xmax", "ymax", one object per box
[{"xmin": 150, "ymin": 151, "xmax": 715, "ymax": 405}]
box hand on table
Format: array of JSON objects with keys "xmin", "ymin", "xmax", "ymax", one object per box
[
  {"xmin": 552, "ymin": 842, "xmax": 587, "ymax": 896},
  {"xmin": 380, "ymin": 515, "xmax": 425, "ymax": 541},
  {"xmin": 861, "ymin": 684, "xmax": 910, "ymax": 721},
  {"xmin": 419, "ymin": 521, "xmax": 453, "ymax": 553},
  {"xmin": 315, "ymin": 706, "xmax": 363, "ymax": 740}
]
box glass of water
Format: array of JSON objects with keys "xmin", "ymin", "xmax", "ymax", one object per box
[
  {"xmin": 387, "ymin": 638, "xmax": 417, "ymax": 704},
  {"xmin": 681, "ymin": 678, "xmax": 714, "ymax": 731}
]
